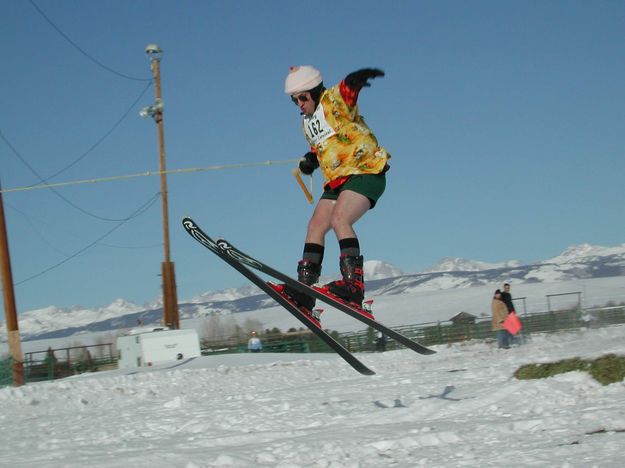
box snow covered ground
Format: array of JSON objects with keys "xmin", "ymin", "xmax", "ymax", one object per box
[{"xmin": 1, "ymin": 325, "xmax": 624, "ymax": 467}]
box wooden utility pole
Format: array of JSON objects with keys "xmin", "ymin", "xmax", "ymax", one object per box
[
  {"xmin": 0, "ymin": 183, "xmax": 24, "ymax": 386},
  {"xmin": 143, "ymin": 44, "xmax": 179, "ymax": 329}
]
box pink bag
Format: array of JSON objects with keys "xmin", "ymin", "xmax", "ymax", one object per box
[{"xmin": 503, "ymin": 313, "xmax": 522, "ymax": 336}]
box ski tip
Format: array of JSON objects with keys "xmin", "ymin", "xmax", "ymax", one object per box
[{"xmin": 182, "ymin": 217, "xmax": 198, "ymax": 230}]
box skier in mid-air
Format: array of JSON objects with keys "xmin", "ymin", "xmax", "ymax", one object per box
[{"xmin": 282, "ymin": 65, "xmax": 390, "ymax": 318}]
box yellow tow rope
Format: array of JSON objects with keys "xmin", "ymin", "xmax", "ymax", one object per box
[{"xmin": 292, "ymin": 168, "xmax": 314, "ymax": 204}]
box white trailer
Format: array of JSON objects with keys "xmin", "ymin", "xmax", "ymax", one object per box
[{"xmin": 116, "ymin": 328, "xmax": 200, "ymax": 369}]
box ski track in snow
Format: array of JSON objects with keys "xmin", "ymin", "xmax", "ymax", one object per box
[{"xmin": 1, "ymin": 326, "xmax": 625, "ymax": 467}]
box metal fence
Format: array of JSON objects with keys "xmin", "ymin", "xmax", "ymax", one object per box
[
  {"xmin": 201, "ymin": 305, "xmax": 625, "ymax": 355},
  {"xmin": 1, "ymin": 343, "xmax": 117, "ymax": 387},
  {"xmin": 340, "ymin": 305, "xmax": 625, "ymax": 353},
  {"xmin": 0, "ymin": 358, "xmax": 13, "ymax": 387},
  {"xmin": 201, "ymin": 330, "xmax": 336, "ymax": 355}
]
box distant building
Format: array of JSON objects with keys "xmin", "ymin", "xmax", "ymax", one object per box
[{"xmin": 450, "ymin": 312, "xmax": 477, "ymax": 325}]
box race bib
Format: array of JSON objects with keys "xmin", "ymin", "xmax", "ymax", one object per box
[{"xmin": 303, "ymin": 104, "xmax": 336, "ymax": 146}]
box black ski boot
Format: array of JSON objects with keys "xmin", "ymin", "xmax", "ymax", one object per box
[
  {"xmin": 326, "ymin": 255, "xmax": 365, "ymax": 306},
  {"xmin": 283, "ymin": 260, "xmax": 321, "ymax": 311}
]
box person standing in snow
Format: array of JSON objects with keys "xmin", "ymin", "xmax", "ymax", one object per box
[
  {"xmin": 44, "ymin": 347, "xmax": 58, "ymax": 378},
  {"xmin": 491, "ymin": 289, "xmax": 511, "ymax": 349},
  {"xmin": 282, "ymin": 65, "xmax": 390, "ymax": 317},
  {"xmin": 247, "ymin": 331, "xmax": 263, "ymax": 353},
  {"xmin": 501, "ymin": 283, "xmax": 524, "ymax": 345},
  {"xmin": 500, "ymin": 283, "xmax": 515, "ymax": 314},
  {"xmin": 375, "ymin": 331, "xmax": 387, "ymax": 352}
]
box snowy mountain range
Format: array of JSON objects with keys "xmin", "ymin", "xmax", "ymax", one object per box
[
  {"xmin": 424, "ymin": 257, "xmax": 521, "ymax": 273},
  {"xmin": 3, "ymin": 243, "xmax": 624, "ymax": 342}
]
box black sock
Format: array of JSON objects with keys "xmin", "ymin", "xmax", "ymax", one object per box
[
  {"xmin": 302, "ymin": 243, "xmax": 324, "ymax": 265},
  {"xmin": 338, "ymin": 238, "xmax": 360, "ymax": 257}
]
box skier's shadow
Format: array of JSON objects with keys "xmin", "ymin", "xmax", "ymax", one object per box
[
  {"xmin": 373, "ymin": 398, "xmax": 407, "ymax": 409},
  {"xmin": 417, "ymin": 385, "xmax": 461, "ymax": 401},
  {"xmin": 374, "ymin": 385, "xmax": 473, "ymax": 408}
]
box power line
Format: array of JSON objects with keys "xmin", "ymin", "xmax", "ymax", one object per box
[
  {"xmin": 28, "ymin": 81, "xmax": 153, "ymax": 187},
  {"xmin": 6, "ymin": 3, "xmax": 156, "ymax": 220},
  {"xmin": 0, "ymin": 159, "xmax": 299, "ymax": 194},
  {"xmin": 5, "ymin": 202, "xmax": 72, "ymax": 257},
  {"xmin": 6, "ymin": 200, "xmax": 161, "ymax": 251},
  {"xmin": 14, "ymin": 192, "xmax": 161, "ymax": 286},
  {"xmin": 0, "ymin": 127, "xmax": 154, "ymax": 222},
  {"xmin": 28, "ymin": 0, "xmax": 152, "ymax": 82}
]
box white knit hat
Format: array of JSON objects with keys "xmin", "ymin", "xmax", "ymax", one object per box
[{"xmin": 284, "ymin": 65, "xmax": 323, "ymax": 94}]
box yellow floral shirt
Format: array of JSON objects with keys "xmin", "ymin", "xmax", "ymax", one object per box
[{"xmin": 301, "ymin": 83, "xmax": 390, "ymax": 184}]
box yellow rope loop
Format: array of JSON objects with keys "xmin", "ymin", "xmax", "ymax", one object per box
[{"xmin": 292, "ymin": 168, "xmax": 314, "ymax": 204}]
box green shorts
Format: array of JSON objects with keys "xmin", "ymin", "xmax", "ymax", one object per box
[{"xmin": 320, "ymin": 173, "xmax": 386, "ymax": 209}]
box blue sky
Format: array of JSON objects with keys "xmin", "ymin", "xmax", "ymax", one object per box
[{"xmin": 1, "ymin": 0, "xmax": 623, "ymax": 315}]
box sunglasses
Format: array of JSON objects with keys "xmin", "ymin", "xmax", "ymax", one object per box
[{"xmin": 291, "ymin": 93, "xmax": 309, "ymax": 104}]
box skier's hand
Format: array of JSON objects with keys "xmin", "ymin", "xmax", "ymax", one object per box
[
  {"xmin": 345, "ymin": 68, "xmax": 385, "ymax": 90},
  {"xmin": 299, "ymin": 151, "xmax": 319, "ymax": 175}
]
